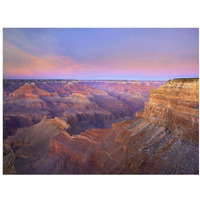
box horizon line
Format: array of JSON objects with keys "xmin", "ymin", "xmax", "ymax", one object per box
[
  {"xmin": 3, "ymin": 77, "xmax": 199, "ymax": 81},
  {"xmin": 3, "ymin": 78, "xmax": 169, "ymax": 81}
]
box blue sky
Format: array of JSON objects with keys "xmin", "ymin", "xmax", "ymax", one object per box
[{"xmin": 3, "ymin": 28, "xmax": 199, "ymax": 80}]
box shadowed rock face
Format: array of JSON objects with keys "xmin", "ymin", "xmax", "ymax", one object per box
[
  {"xmin": 4, "ymin": 78, "xmax": 198, "ymax": 174},
  {"xmin": 3, "ymin": 145, "xmax": 16, "ymax": 174},
  {"xmin": 4, "ymin": 117, "xmax": 70, "ymax": 174}
]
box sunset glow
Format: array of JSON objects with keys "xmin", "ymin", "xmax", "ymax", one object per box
[{"xmin": 3, "ymin": 28, "xmax": 199, "ymax": 80}]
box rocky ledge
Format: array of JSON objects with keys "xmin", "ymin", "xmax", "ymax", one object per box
[{"xmin": 143, "ymin": 78, "xmax": 199, "ymax": 143}]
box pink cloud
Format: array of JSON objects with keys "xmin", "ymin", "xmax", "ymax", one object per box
[
  {"xmin": 3, "ymin": 40, "xmax": 198, "ymax": 79},
  {"xmin": 3, "ymin": 42, "xmax": 84, "ymax": 78}
]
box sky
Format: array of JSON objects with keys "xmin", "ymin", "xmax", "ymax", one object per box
[{"xmin": 3, "ymin": 28, "xmax": 199, "ymax": 80}]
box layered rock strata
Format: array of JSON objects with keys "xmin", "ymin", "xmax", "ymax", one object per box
[
  {"xmin": 143, "ymin": 78, "xmax": 199, "ymax": 143},
  {"xmin": 4, "ymin": 80, "xmax": 164, "ymax": 139},
  {"xmin": 4, "ymin": 117, "xmax": 69, "ymax": 174},
  {"xmin": 44, "ymin": 78, "xmax": 199, "ymax": 174},
  {"xmin": 4, "ymin": 78, "xmax": 199, "ymax": 174}
]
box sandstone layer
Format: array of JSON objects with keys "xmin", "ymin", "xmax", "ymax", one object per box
[
  {"xmin": 4, "ymin": 78, "xmax": 198, "ymax": 174},
  {"xmin": 143, "ymin": 78, "xmax": 199, "ymax": 143}
]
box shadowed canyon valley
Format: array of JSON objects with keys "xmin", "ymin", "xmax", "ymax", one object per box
[{"xmin": 3, "ymin": 79, "xmax": 199, "ymax": 174}]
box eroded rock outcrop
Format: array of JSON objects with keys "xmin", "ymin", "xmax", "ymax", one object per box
[
  {"xmin": 4, "ymin": 117, "xmax": 70, "ymax": 174},
  {"xmin": 65, "ymin": 93, "xmax": 92, "ymax": 105},
  {"xmin": 5, "ymin": 83, "xmax": 49, "ymax": 110},
  {"xmin": 143, "ymin": 78, "xmax": 199, "ymax": 143},
  {"xmin": 3, "ymin": 145, "xmax": 16, "ymax": 174},
  {"xmin": 44, "ymin": 78, "xmax": 198, "ymax": 174},
  {"xmin": 9, "ymin": 83, "xmax": 51, "ymax": 98},
  {"xmin": 3, "ymin": 80, "xmax": 165, "ymax": 139},
  {"xmin": 3, "ymin": 78, "xmax": 198, "ymax": 174}
]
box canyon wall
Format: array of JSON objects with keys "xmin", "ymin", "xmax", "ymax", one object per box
[
  {"xmin": 143, "ymin": 78, "xmax": 199, "ymax": 143},
  {"xmin": 46, "ymin": 78, "xmax": 199, "ymax": 174},
  {"xmin": 3, "ymin": 78, "xmax": 199, "ymax": 174}
]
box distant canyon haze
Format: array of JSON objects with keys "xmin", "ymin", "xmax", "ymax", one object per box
[{"xmin": 3, "ymin": 80, "xmax": 166, "ymax": 138}]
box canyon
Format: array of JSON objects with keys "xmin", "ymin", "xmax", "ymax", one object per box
[
  {"xmin": 3, "ymin": 78, "xmax": 199, "ymax": 174},
  {"xmin": 3, "ymin": 79, "xmax": 165, "ymax": 138}
]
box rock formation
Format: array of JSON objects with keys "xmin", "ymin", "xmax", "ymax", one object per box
[
  {"xmin": 65, "ymin": 93, "xmax": 92, "ymax": 105},
  {"xmin": 4, "ymin": 78, "xmax": 198, "ymax": 174},
  {"xmin": 4, "ymin": 117, "xmax": 70, "ymax": 174},
  {"xmin": 3, "ymin": 145, "xmax": 16, "ymax": 174},
  {"xmin": 3, "ymin": 80, "xmax": 164, "ymax": 139},
  {"xmin": 143, "ymin": 78, "xmax": 199, "ymax": 143},
  {"xmin": 9, "ymin": 83, "xmax": 51, "ymax": 97}
]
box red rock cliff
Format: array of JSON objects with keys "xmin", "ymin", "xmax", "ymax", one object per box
[
  {"xmin": 43, "ymin": 79, "xmax": 198, "ymax": 174},
  {"xmin": 143, "ymin": 78, "xmax": 199, "ymax": 143}
]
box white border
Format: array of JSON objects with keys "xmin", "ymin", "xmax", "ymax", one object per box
[{"xmin": 0, "ymin": 1, "xmax": 199, "ymax": 200}]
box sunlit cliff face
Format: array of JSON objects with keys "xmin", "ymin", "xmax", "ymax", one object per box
[{"xmin": 3, "ymin": 28, "xmax": 199, "ymax": 80}]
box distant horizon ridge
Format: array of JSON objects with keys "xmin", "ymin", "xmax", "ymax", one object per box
[{"xmin": 3, "ymin": 77, "xmax": 199, "ymax": 81}]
